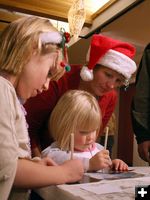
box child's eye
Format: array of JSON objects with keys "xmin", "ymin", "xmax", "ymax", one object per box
[
  {"xmin": 116, "ymin": 78, "xmax": 124, "ymax": 86},
  {"xmin": 105, "ymin": 72, "xmax": 112, "ymax": 78},
  {"xmin": 79, "ymin": 131, "xmax": 89, "ymax": 135},
  {"xmin": 116, "ymin": 79, "xmax": 121, "ymax": 83},
  {"xmin": 47, "ymin": 71, "xmax": 52, "ymax": 78}
]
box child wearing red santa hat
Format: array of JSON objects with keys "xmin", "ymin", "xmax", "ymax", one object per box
[{"xmin": 24, "ymin": 34, "xmax": 137, "ymax": 157}]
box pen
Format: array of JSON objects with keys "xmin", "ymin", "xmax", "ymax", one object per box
[
  {"xmin": 104, "ymin": 127, "xmax": 109, "ymax": 150},
  {"xmin": 70, "ymin": 133, "xmax": 74, "ymax": 160},
  {"xmin": 102, "ymin": 127, "xmax": 111, "ymax": 173}
]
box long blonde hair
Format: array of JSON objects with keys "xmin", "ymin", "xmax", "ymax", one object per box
[
  {"xmin": 49, "ymin": 90, "xmax": 102, "ymax": 150},
  {"xmin": 0, "ymin": 16, "xmax": 64, "ymax": 80}
]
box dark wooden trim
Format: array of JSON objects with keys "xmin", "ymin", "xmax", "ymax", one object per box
[{"xmin": 117, "ymin": 84, "xmax": 135, "ymax": 166}]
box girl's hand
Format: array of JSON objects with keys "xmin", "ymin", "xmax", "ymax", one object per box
[
  {"xmin": 111, "ymin": 159, "xmax": 128, "ymax": 171},
  {"xmin": 60, "ymin": 159, "xmax": 84, "ymax": 183},
  {"xmin": 89, "ymin": 149, "xmax": 112, "ymax": 171},
  {"xmin": 32, "ymin": 146, "xmax": 42, "ymax": 157}
]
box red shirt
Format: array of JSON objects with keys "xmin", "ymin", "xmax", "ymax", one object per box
[{"xmin": 24, "ymin": 65, "xmax": 118, "ymax": 150}]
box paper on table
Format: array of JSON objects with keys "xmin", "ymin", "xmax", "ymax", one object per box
[
  {"xmin": 57, "ymin": 175, "xmax": 150, "ymax": 199},
  {"xmin": 80, "ymin": 183, "xmax": 122, "ymax": 195},
  {"xmin": 84, "ymin": 170, "xmax": 144, "ymax": 181}
]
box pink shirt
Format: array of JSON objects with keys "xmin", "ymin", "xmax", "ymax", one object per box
[{"xmin": 42, "ymin": 142, "xmax": 104, "ymax": 171}]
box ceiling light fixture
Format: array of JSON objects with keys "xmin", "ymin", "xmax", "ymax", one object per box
[{"xmin": 68, "ymin": 0, "xmax": 86, "ymax": 41}]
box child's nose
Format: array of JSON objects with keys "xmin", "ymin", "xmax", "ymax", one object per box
[
  {"xmin": 107, "ymin": 80, "xmax": 115, "ymax": 89},
  {"xmin": 43, "ymin": 78, "xmax": 50, "ymax": 91},
  {"xmin": 86, "ymin": 134, "xmax": 93, "ymax": 141}
]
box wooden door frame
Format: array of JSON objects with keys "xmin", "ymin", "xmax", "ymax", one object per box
[{"xmin": 117, "ymin": 84, "xmax": 135, "ymax": 166}]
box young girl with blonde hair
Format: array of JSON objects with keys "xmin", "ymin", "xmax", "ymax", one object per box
[
  {"xmin": 42, "ymin": 90, "xmax": 128, "ymax": 172},
  {"xmin": 25, "ymin": 34, "xmax": 137, "ymax": 158},
  {"xmin": 0, "ymin": 16, "xmax": 83, "ymax": 200}
]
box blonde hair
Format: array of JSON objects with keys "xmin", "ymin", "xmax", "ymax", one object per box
[
  {"xmin": 0, "ymin": 16, "xmax": 65, "ymax": 80},
  {"xmin": 49, "ymin": 90, "xmax": 102, "ymax": 150}
]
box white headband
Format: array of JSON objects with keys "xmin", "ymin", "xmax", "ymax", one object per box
[{"xmin": 40, "ymin": 32, "xmax": 62, "ymax": 44}]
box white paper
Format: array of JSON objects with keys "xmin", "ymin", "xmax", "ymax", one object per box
[{"xmin": 80, "ymin": 183, "xmax": 122, "ymax": 195}]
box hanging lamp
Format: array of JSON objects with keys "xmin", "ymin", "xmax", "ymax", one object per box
[{"xmin": 68, "ymin": 0, "xmax": 86, "ymax": 41}]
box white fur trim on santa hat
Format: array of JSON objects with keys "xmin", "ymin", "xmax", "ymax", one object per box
[
  {"xmin": 40, "ymin": 32, "xmax": 62, "ymax": 44},
  {"xmin": 80, "ymin": 66, "xmax": 93, "ymax": 81},
  {"xmin": 99, "ymin": 49, "xmax": 136, "ymax": 79}
]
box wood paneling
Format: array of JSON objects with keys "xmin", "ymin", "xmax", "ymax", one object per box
[
  {"xmin": 117, "ymin": 84, "xmax": 135, "ymax": 166},
  {"xmin": 0, "ymin": 0, "xmax": 118, "ymax": 32},
  {"xmin": 0, "ymin": 0, "xmax": 92, "ymax": 24},
  {"xmin": 0, "ymin": 9, "xmax": 22, "ymax": 23},
  {"xmin": 0, "ymin": 21, "xmax": 8, "ymax": 31}
]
